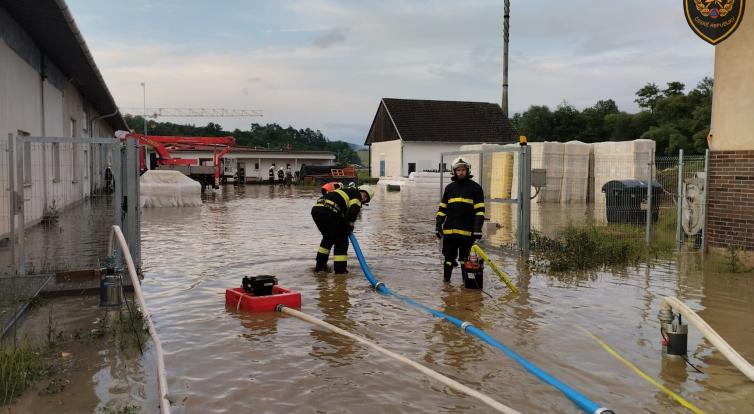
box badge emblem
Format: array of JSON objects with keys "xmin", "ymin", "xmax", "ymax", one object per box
[{"xmin": 684, "ymin": 0, "xmax": 746, "ymax": 45}]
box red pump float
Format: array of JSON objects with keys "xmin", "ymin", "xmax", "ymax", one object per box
[{"xmin": 225, "ymin": 276, "xmax": 301, "ymax": 312}]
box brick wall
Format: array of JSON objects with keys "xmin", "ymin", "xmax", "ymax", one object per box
[{"xmin": 707, "ymin": 151, "xmax": 754, "ymax": 251}]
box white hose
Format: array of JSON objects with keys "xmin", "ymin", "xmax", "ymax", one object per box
[
  {"xmin": 663, "ymin": 296, "xmax": 754, "ymax": 382},
  {"xmin": 278, "ymin": 306, "xmax": 521, "ymax": 414},
  {"xmin": 110, "ymin": 226, "xmax": 172, "ymax": 414}
]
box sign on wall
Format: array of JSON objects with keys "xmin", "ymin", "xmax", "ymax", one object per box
[{"xmin": 685, "ymin": 0, "xmax": 746, "ymax": 45}]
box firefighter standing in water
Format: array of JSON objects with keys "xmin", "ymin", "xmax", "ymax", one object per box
[
  {"xmin": 436, "ymin": 157, "xmax": 485, "ymax": 282},
  {"xmin": 312, "ymin": 184, "xmax": 375, "ymax": 274}
]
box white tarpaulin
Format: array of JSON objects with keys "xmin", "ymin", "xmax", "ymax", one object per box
[{"xmin": 140, "ymin": 170, "xmax": 202, "ymax": 208}]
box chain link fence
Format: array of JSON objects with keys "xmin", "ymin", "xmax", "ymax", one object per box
[
  {"xmin": 440, "ymin": 145, "xmax": 708, "ymax": 260},
  {"xmin": 1, "ymin": 135, "xmax": 140, "ymax": 337}
]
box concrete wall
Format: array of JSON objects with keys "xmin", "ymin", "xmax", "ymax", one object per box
[
  {"xmin": 0, "ymin": 23, "xmax": 115, "ymax": 237},
  {"xmin": 370, "ymin": 139, "xmax": 402, "ymax": 177},
  {"xmin": 402, "ymin": 142, "xmax": 468, "ymax": 176},
  {"xmin": 706, "ymin": 4, "xmax": 754, "ymax": 258}
]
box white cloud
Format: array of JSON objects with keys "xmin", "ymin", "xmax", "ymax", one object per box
[{"xmin": 78, "ymin": 0, "xmax": 715, "ymax": 144}]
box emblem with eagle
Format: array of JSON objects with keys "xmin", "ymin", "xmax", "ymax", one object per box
[{"xmin": 694, "ymin": 0, "xmax": 736, "ymax": 18}]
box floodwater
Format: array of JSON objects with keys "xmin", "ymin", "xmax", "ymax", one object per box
[{"xmin": 139, "ymin": 184, "xmax": 754, "ymax": 414}]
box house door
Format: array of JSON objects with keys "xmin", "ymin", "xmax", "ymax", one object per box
[
  {"xmin": 408, "ymin": 163, "xmax": 416, "ymax": 175},
  {"xmin": 379, "ymin": 160, "xmax": 385, "ymax": 177}
]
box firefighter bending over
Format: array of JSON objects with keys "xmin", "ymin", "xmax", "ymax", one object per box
[
  {"xmin": 312, "ymin": 184, "xmax": 375, "ymax": 274},
  {"xmin": 436, "ymin": 157, "xmax": 485, "ymax": 282}
]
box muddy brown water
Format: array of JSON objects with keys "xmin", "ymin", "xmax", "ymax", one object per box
[{"xmin": 132, "ymin": 185, "xmax": 753, "ymax": 413}]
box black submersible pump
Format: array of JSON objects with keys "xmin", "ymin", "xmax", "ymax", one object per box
[{"xmin": 658, "ymin": 307, "xmax": 688, "ymax": 357}]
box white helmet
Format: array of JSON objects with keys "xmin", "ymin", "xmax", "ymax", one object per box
[
  {"xmin": 451, "ymin": 157, "xmax": 471, "ymax": 175},
  {"xmin": 358, "ymin": 184, "xmax": 375, "ymax": 204}
]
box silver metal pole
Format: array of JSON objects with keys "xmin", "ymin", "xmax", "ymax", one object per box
[
  {"xmin": 125, "ymin": 138, "xmax": 138, "ymax": 262},
  {"xmin": 701, "ymin": 149, "xmax": 710, "ymax": 252},
  {"xmin": 502, "ymin": 0, "xmax": 510, "ymax": 115},
  {"xmin": 645, "ymin": 149, "xmax": 654, "ymax": 245},
  {"xmin": 141, "ymin": 82, "xmax": 147, "ymax": 137},
  {"xmin": 521, "ymin": 145, "xmax": 531, "ymax": 256},
  {"xmin": 7, "ymin": 134, "xmax": 16, "ymax": 342},
  {"xmin": 113, "ymin": 143, "xmax": 123, "ymax": 264},
  {"xmin": 676, "ymin": 149, "xmax": 684, "ymax": 247}
]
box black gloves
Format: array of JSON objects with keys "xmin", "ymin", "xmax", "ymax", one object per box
[
  {"xmin": 348, "ymin": 222, "xmax": 355, "ymax": 234},
  {"xmin": 435, "ymin": 223, "xmax": 443, "ymax": 239}
]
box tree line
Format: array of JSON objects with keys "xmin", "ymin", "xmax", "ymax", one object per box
[
  {"xmin": 123, "ymin": 115, "xmax": 362, "ymax": 165},
  {"xmin": 510, "ymin": 77, "xmax": 713, "ymax": 155}
]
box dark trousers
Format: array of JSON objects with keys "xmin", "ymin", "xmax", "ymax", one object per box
[
  {"xmin": 442, "ymin": 234, "xmax": 474, "ymax": 281},
  {"xmin": 312, "ymin": 207, "xmax": 350, "ymax": 273}
]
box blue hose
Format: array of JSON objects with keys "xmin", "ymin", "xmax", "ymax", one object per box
[{"xmin": 348, "ymin": 233, "xmax": 613, "ymax": 414}]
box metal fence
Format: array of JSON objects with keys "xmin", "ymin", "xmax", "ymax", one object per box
[
  {"xmin": 1, "ymin": 134, "xmax": 141, "ymax": 338},
  {"xmin": 441, "ymin": 146, "xmax": 708, "ymax": 258}
]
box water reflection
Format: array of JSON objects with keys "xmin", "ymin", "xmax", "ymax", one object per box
[{"xmin": 309, "ymin": 274, "xmax": 358, "ymax": 366}]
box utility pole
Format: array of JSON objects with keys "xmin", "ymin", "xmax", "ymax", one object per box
[
  {"xmin": 141, "ymin": 82, "xmax": 147, "ymax": 136},
  {"xmin": 502, "ymin": 0, "xmax": 510, "ymax": 116}
]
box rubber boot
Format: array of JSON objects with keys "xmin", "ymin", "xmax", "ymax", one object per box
[
  {"xmin": 334, "ymin": 261, "xmax": 348, "ymax": 275},
  {"xmin": 315, "ymin": 252, "xmax": 329, "ymax": 272},
  {"xmin": 443, "ymin": 261, "xmax": 454, "ymax": 282}
]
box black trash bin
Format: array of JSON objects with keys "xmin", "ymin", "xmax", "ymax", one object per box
[{"xmin": 601, "ymin": 179, "xmax": 662, "ymax": 224}]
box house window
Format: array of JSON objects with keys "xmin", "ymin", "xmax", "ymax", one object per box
[
  {"xmin": 19, "ymin": 131, "xmax": 31, "ymax": 185},
  {"xmin": 70, "ymin": 118, "xmax": 76, "ymax": 138},
  {"xmin": 83, "ymin": 147, "xmax": 89, "ymax": 179},
  {"xmin": 83, "ymin": 110, "xmax": 89, "ymax": 136},
  {"xmin": 72, "ymin": 143, "xmax": 80, "ymax": 182},
  {"xmin": 53, "ymin": 143, "xmax": 61, "ymax": 182},
  {"xmin": 254, "ymin": 162, "xmax": 259, "ymax": 170},
  {"xmin": 407, "ymin": 163, "xmax": 416, "ymax": 174}
]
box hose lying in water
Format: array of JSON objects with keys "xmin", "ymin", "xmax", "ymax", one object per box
[
  {"xmin": 662, "ymin": 296, "xmax": 754, "ymax": 382},
  {"xmin": 581, "ymin": 327, "xmax": 706, "ymax": 414},
  {"xmin": 348, "ymin": 234, "xmax": 614, "ymax": 414},
  {"xmin": 275, "ymin": 305, "xmax": 522, "ymax": 414},
  {"xmin": 470, "ymin": 244, "xmax": 518, "ymax": 293}
]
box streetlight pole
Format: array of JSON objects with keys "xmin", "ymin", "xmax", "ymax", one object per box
[
  {"xmin": 502, "ymin": 0, "xmax": 510, "ymax": 116},
  {"xmin": 140, "ymin": 82, "xmax": 147, "ymax": 137}
]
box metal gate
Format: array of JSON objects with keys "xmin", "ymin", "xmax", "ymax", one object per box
[{"xmin": 1, "ymin": 134, "xmax": 140, "ymax": 338}]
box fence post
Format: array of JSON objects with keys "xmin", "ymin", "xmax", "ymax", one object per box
[
  {"xmin": 112, "ymin": 142, "xmax": 123, "ymax": 265},
  {"xmin": 676, "ymin": 149, "xmax": 685, "ymax": 247},
  {"xmin": 14, "ymin": 136, "xmax": 25, "ymax": 277},
  {"xmin": 701, "ymin": 149, "xmax": 710, "ymax": 252},
  {"xmin": 645, "ymin": 149, "xmax": 654, "ymax": 245},
  {"xmin": 124, "ymin": 138, "xmax": 139, "ymax": 268},
  {"xmin": 518, "ymin": 145, "xmax": 531, "ymax": 256}
]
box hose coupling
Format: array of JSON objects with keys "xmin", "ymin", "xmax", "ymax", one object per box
[
  {"xmin": 594, "ymin": 409, "xmax": 615, "ymax": 414},
  {"xmin": 275, "ymin": 304, "xmax": 286, "ymax": 313},
  {"xmin": 658, "ymin": 307, "xmax": 674, "ymax": 325},
  {"xmin": 460, "ymin": 321, "xmax": 474, "ymax": 331},
  {"xmin": 374, "ymin": 282, "xmax": 385, "ymax": 291}
]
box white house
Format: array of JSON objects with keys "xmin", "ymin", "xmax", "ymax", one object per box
[
  {"xmin": 0, "ymin": 0, "xmax": 127, "ymax": 236},
  {"xmin": 365, "ymin": 98, "xmax": 518, "ymax": 178}
]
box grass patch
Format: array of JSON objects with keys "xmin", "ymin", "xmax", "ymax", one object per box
[
  {"xmin": 531, "ymin": 224, "xmax": 675, "ymax": 272},
  {"xmin": 0, "ymin": 340, "xmax": 45, "ymax": 405}
]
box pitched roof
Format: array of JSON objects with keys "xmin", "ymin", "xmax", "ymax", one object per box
[{"xmin": 365, "ymin": 98, "xmax": 518, "ymax": 145}]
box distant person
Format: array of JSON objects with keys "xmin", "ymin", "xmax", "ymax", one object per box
[
  {"xmin": 104, "ymin": 164, "xmax": 114, "ymax": 193},
  {"xmin": 277, "ymin": 167, "xmax": 285, "ymax": 185},
  {"xmin": 312, "ymin": 185, "xmax": 375, "ymax": 274},
  {"xmin": 269, "ymin": 164, "xmax": 276, "ymax": 184},
  {"xmin": 435, "ymin": 157, "xmax": 485, "ymax": 283},
  {"xmin": 285, "ymin": 165, "xmax": 293, "ymax": 186}
]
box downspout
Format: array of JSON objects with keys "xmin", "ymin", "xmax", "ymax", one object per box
[{"xmin": 40, "ymin": 53, "xmax": 48, "ymax": 213}]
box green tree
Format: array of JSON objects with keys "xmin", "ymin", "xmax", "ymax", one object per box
[
  {"xmin": 663, "ymin": 81, "xmax": 685, "ymax": 97},
  {"xmin": 517, "ymin": 105, "xmax": 554, "ymax": 141},
  {"xmin": 635, "ymin": 82, "xmax": 662, "ymax": 112}
]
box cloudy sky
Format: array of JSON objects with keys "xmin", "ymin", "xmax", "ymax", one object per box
[{"xmin": 67, "ymin": 0, "xmax": 715, "ymax": 145}]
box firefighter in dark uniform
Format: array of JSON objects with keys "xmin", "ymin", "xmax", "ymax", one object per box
[
  {"xmin": 312, "ymin": 184, "xmax": 375, "ymax": 274},
  {"xmin": 436, "ymin": 157, "xmax": 485, "ymax": 282}
]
